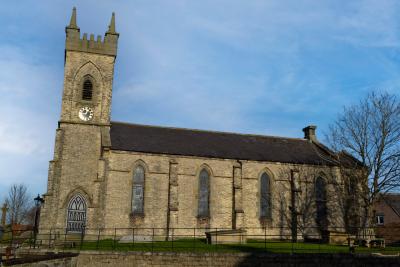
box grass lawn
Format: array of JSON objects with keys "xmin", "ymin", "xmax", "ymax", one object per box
[
  {"xmin": 73, "ymin": 238, "xmax": 400, "ymax": 254},
  {"xmin": 2, "ymin": 234, "xmax": 400, "ymax": 254}
]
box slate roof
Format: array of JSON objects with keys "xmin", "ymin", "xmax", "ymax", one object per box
[
  {"xmin": 382, "ymin": 194, "xmax": 400, "ymax": 218},
  {"xmin": 110, "ymin": 121, "xmax": 339, "ymax": 165}
]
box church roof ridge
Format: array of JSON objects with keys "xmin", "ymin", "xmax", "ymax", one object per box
[{"xmin": 110, "ymin": 120, "xmax": 307, "ymax": 142}]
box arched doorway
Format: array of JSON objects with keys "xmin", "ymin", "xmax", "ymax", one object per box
[{"xmin": 66, "ymin": 194, "xmax": 87, "ymax": 232}]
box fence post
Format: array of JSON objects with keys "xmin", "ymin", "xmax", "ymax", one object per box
[
  {"xmin": 151, "ymin": 228, "xmax": 154, "ymax": 253},
  {"xmin": 63, "ymin": 228, "xmax": 67, "ymax": 252},
  {"xmin": 264, "ymin": 227, "xmax": 267, "ymax": 249},
  {"xmin": 291, "ymin": 238, "xmax": 294, "ymax": 254},
  {"xmin": 29, "ymin": 230, "xmax": 33, "ymax": 249},
  {"xmin": 132, "ymin": 228, "xmax": 135, "ymax": 250},
  {"xmin": 10, "ymin": 227, "xmax": 14, "ymax": 249},
  {"xmin": 48, "ymin": 229, "xmax": 52, "ymax": 249},
  {"xmin": 215, "ymin": 228, "xmax": 218, "ymax": 251},
  {"xmin": 171, "ymin": 228, "xmax": 175, "ymax": 251},
  {"xmin": 96, "ymin": 228, "xmax": 100, "ymax": 250},
  {"xmin": 113, "ymin": 228, "xmax": 117, "ymax": 250},
  {"xmin": 79, "ymin": 226, "xmax": 85, "ymax": 250},
  {"xmin": 319, "ymin": 236, "xmax": 321, "ymax": 254},
  {"xmin": 193, "ymin": 228, "xmax": 196, "ymax": 252}
]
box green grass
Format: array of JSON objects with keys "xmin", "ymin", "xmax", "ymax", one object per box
[
  {"xmin": 70, "ymin": 238, "xmax": 400, "ymax": 254},
  {"xmin": 3, "ymin": 234, "xmax": 399, "ymax": 254}
]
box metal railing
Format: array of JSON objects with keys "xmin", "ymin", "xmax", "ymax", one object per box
[{"xmin": 0, "ymin": 226, "xmax": 397, "ymax": 256}]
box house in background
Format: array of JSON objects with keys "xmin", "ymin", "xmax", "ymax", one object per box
[{"xmin": 374, "ymin": 194, "xmax": 400, "ymax": 244}]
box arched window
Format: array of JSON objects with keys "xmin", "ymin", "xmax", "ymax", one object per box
[
  {"xmin": 198, "ymin": 169, "xmax": 210, "ymax": 218},
  {"xmin": 260, "ymin": 172, "xmax": 272, "ymax": 219},
  {"xmin": 82, "ymin": 79, "xmax": 93, "ymax": 100},
  {"xmin": 132, "ymin": 166, "xmax": 145, "ymax": 215},
  {"xmin": 66, "ymin": 194, "xmax": 87, "ymax": 233},
  {"xmin": 315, "ymin": 177, "xmax": 328, "ymax": 229}
]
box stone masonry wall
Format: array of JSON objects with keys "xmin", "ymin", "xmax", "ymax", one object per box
[
  {"xmin": 10, "ymin": 252, "xmax": 400, "ymax": 267},
  {"xmin": 102, "ymin": 150, "xmax": 345, "ymax": 238},
  {"xmin": 75, "ymin": 251, "xmax": 400, "ymax": 267},
  {"xmin": 41, "ymin": 48, "xmax": 115, "ymax": 232}
]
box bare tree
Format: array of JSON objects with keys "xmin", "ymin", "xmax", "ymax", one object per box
[
  {"xmin": 276, "ymin": 166, "xmax": 333, "ymax": 241},
  {"xmin": 326, "ymin": 91, "xmax": 400, "ymax": 226},
  {"xmin": 5, "ymin": 184, "xmax": 32, "ymax": 225}
]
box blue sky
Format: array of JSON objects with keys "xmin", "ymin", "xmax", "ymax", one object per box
[{"xmin": 1, "ymin": 0, "xmax": 400, "ymax": 202}]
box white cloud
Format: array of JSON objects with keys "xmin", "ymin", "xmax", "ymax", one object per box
[{"xmin": 0, "ymin": 44, "xmax": 58, "ymax": 201}]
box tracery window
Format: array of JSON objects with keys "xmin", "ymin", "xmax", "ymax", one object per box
[
  {"xmin": 315, "ymin": 177, "xmax": 328, "ymax": 229},
  {"xmin": 260, "ymin": 172, "xmax": 272, "ymax": 219},
  {"xmin": 198, "ymin": 169, "xmax": 210, "ymax": 218},
  {"xmin": 66, "ymin": 194, "xmax": 87, "ymax": 233},
  {"xmin": 82, "ymin": 79, "xmax": 93, "ymax": 100},
  {"xmin": 132, "ymin": 165, "xmax": 145, "ymax": 215}
]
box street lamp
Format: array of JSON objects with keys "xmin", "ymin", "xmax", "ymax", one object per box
[
  {"xmin": 34, "ymin": 194, "xmax": 44, "ymax": 208},
  {"xmin": 33, "ymin": 194, "xmax": 44, "ymax": 248}
]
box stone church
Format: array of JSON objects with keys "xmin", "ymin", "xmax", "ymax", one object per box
[{"xmin": 40, "ymin": 8, "xmax": 360, "ymax": 239}]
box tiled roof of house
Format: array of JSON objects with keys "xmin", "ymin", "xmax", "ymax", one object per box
[
  {"xmin": 383, "ymin": 194, "xmax": 400, "ymax": 218},
  {"xmin": 110, "ymin": 121, "xmax": 339, "ymax": 165}
]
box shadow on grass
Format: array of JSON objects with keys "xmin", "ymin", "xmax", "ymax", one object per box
[{"xmin": 69, "ymin": 238, "xmax": 400, "ymax": 256}]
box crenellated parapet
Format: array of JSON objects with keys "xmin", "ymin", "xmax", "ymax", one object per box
[{"xmin": 65, "ymin": 7, "xmax": 119, "ymax": 57}]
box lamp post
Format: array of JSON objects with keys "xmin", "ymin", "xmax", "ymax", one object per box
[{"xmin": 33, "ymin": 194, "xmax": 44, "ymax": 248}]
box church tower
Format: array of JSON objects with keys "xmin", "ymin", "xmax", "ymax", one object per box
[{"xmin": 40, "ymin": 8, "xmax": 118, "ymax": 231}]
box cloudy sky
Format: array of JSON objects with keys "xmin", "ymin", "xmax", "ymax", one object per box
[{"xmin": 1, "ymin": 0, "xmax": 400, "ymax": 201}]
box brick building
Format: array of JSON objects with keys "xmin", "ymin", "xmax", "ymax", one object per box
[{"xmin": 374, "ymin": 194, "xmax": 400, "ymax": 244}]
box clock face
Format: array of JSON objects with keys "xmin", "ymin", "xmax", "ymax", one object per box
[{"xmin": 78, "ymin": 106, "xmax": 94, "ymax": 121}]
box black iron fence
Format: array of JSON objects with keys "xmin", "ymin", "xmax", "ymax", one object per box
[{"xmin": 0, "ymin": 226, "xmax": 398, "ymax": 255}]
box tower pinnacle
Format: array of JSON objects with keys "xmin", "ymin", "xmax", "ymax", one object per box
[
  {"xmin": 107, "ymin": 12, "xmax": 116, "ymax": 34},
  {"xmin": 65, "ymin": 8, "xmax": 118, "ymax": 57},
  {"xmin": 68, "ymin": 7, "xmax": 79, "ymax": 29}
]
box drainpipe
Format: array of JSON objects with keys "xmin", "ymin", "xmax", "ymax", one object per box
[
  {"xmin": 166, "ymin": 161, "xmax": 172, "ymax": 241},
  {"xmin": 232, "ymin": 160, "xmax": 243, "ymax": 229}
]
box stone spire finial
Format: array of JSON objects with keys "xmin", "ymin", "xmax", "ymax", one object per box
[
  {"xmin": 66, "ymin": 9, "xmax": 118, "ymax": 57},
  {"xmin": 68, "ymin": 7, "xmax": 78, "ymax": 29},
  {"xmin": 107, "ymin": 12, "xmax": 116, "ymax": 34}
]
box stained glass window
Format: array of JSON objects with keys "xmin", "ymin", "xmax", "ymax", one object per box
[
  {"xmin": 132, "ymin": 166, "xmax": 145, "ymax": 215},
  {"xmin": 198, "ymin": 169, "xmax": 210, "ymax": 217},
  {"xmin": 260, "ymin": 173, "xmax": 272, "ymax": 218}
]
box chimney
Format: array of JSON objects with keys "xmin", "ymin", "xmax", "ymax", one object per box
[{"xmin": 302, "ymin": 125, "xmax": 317, "ymax": 142}]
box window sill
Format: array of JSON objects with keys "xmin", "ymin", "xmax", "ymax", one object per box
[
  {"xmin": 259, "ymin": 217, "xmax": 272, "ymax": 227},
  {"xmin": 130, "ymin": 212, "xmax": 145, "ymax": 218},
  {"xmin": 197, "ymin": 216, "xmax": 210, "ymax": 226}
]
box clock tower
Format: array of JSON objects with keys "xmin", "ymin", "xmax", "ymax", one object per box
[
  {"xmin": 40, "ymin": 8, "xmax": 118, "ymax": 231},
  {"xmin": 60, "ymin": 7, "xmax": 118, "ymax": 125}
]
